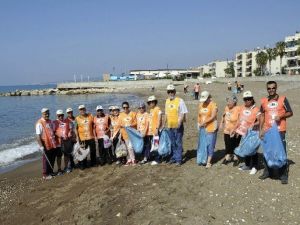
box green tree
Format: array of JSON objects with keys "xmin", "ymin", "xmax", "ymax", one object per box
[
  {"xmin": 266, "ymin": 48, "xmax": 277, "ymax": 75},
  {"xmin": 256, "ymin": 51, "xmax": 268, "ymax": 76},
  {"xmin": 275, "ymin": 41, "xmax": 286, "ymax": 74},
  {"xmin": 224, "ymin": 62, "xmax": 235, "ymax": 77}
]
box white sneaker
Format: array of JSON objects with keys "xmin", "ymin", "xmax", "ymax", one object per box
[
  {"xmin": 151, "ymin": 161, "xmax": 158, "ymax": 166},
  {"xmin": 249, "ymin": 167, "xmax": 257, "ymax": 175},
  {"xmin": 43, "ymin": 175, "xmax": 53, "ymax": 180}
]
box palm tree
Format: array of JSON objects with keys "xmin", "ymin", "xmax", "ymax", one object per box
[
  {"xmin": 256, "ymin": 51, "xmax": 268, "ymax": 76},
  {"xmin": 266, "ymin": 48, "xmax": 277, "ymax": 75},
  {"xmin": 275, "ymin": 41, "xmax": 286, "ymax": 74}
]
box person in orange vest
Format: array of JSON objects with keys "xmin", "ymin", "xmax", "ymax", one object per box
[
  {"xmin": 136, "ymin": 102, "xmax": 150, "ymax": 164},
  {"xmin": 259, "ymin": 81, "xmax": 293, "ymax": 184},
  {"xmin": 36, "ymin": 108, "xmax": 57, "ymax": 180},
  {"xmin": 219, "ymin": 95, "xmax": 240, "ymax": 166},
  {"xmin": 198, "ymin": 91, "xmax": 218, "ymax": 168},
  {"xmin": 165, "ymin": 84, "xmax": 188, "ymax": 165},
  {"xmin": 119, "ymin": 102, "xmax": 137, "ymax": 166},
  {"xmin": 110, "ymin": 106, "xmax": 123, "ymax": 165},
  {"xmin": 94, "ymin": 105, "xmax": 112, "ymax": 165},
  {"xmin": 147, "ymin": 95, "xmax": 162, "ymax": 165},
  {"xmin": 75, "ymin": 105, "xmax": 96, "ymax": 169},
  {"xmin": 66, "ymin": 108, "xmax": 76, "ymax": 170},
  {"xmin": 231, "ymin": 91, "xmax": 261, "ymax": 175}
]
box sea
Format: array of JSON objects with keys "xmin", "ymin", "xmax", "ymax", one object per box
[{"xmin": 0, "ymin": 84, "xmax": 141, "ymax": 173}]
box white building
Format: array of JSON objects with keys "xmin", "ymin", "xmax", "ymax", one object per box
[
  {"xmin": 285, "ymin": 32, "xmax": 300, "ymax": 75},
  {"xmin": 195, "ymin": 60, "xmax": 233, "ymax": 78},
  {"xmin": 129, "ymin": 69, "xmax": 200, "ymax": 79}
]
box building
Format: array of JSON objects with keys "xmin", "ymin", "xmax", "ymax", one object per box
[
  {"xmin": 129, "ymin": 69, "xmax": 200, "ymax": 79},
  {"xmin": 285, "ymin": 32, "xmax": 300, "ymax": 75},
  {"xmin": 208, "ymin": 60, "xmax": 232, "ymax": 78}
]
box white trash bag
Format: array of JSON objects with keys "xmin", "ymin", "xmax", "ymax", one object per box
[
  {"xmin": 103, "ymin": 135, "xmax": 112, "ymax": 148},
  {"xmin": 73, "ymin": 142, "xmax": 90, "ymax": 161}
]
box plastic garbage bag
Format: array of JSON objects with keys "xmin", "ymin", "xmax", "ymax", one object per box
[
  {"xmin": 158, "ymin": 129, "xmax": 171, "ymax": 156},
  {"xmin": 150, "ymin": 135, "xmax": 159, "ymax": 152},
  {"xmin": 197, "ymin": 127, "xmax": 208, "ymax": 165},
  {"xmin": 234, "ymin": 129, "xmax": 261, "ymax": 157},
  {"xmin": 103, "ymin": 135, "xmax": 112, "ymax": 148},
  {"xmin": 126, "ymin": 127, "xmax": 144, "ymax": 154},
  {"xmin": 115, "ymin": 134, "xmax": 127, "ymax": 158},
  {"xmin": 73, "ymin": 142, "xmax": 90, "ymax": 161},
  {"xmin": 261, "ymin": 124, "xmax": 287, "ymax": 169}
]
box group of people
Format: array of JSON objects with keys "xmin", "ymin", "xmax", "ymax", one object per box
[{"xmin": 36, "ymin": 81, "xmax": 292, "ymax": 184}]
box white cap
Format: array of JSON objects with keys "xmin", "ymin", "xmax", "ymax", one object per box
[
  {"xmin": 147, "ymin": 95, "xmax": 157, "ymax": 102},
  {"xmin": 112, "ymin": 106, "xmax": 120, "ymax": 110},
  {"xmin": 66, "ymin": 108, "xmax": 73, "ymax": 113},
  {"xmin": 243, "ymin": 91, "xmax": 253, "ymax": 98},
  {"xmin": 56, "ymin": 109, "xmax": 64, "ymax": 115},
  {"xmin": 166, "ymin": 84, "xmax": 175, "ymax": 91},
  {"xmin": 199, "ymin": 91, "xmax": 210, "ymax": 102},
  {"xmin": 78, "ymin": 104, "xmax": 86, "ymax": 110},
  {"xmin": 96, "ymin": 105, "xmax": 103, "ymax": 111},
  {"xmin": 41, "ymin": 108, "xmax": 49, "ymax": 113},
  {"xmin": 108, "ymin": 106, "xmax": 113, "ymax": 110}
]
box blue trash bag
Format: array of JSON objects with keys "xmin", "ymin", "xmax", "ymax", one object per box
[
  {"xmin": 234, "ymin": 129, "xmax": 261, "ymax": 157},
  {"xmin": 261, "ymin": 124, "xmax": 287, "ymax": 169},
  {"xmin": 158, "ymin": 129, "xmax": 171, "ymax": 157},
  {"xmin": 197, "ymin": 128, "xmax": 208, "ymax": 165},
  {"xmin": 125, "ymin": 127, "xmax": 144, "ymax": 154}
]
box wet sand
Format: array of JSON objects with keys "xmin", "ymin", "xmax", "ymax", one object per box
[{"xmin": 1, "ymin": 80, "xmax": 300, "ymax": 225}]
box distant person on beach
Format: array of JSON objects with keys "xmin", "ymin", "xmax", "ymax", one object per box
[
  {"xmin": 184, "ymin": 84, "xmax": 189, "ymax": 94},
  {"xmin": 227, "ymin": 81, "xmax": 232, "ymax": 91},
  {"xmin": 194, "ymin": 83, "xmax": 200, "ymax": 100},
  {"xmin": 151, "ymin": 85, "xmax": 155, "ymax": 92},
  {"xmin": 119, "ymin": 101, "xmax": 137, "ymax": 166},
  {"xmin": 54, "ymin": 110, "xmax": 73, "ymax": 174},
  {"xmin": 164, "ymin": 84, "xmax": 188, "ymax": 165},
  {"xmin": 147, "ymin": 95, "xmax": 162, "ymax": 165},
  {"xmin": 66, "ymin": 108, "xmax": 76, "ymax": 170},
  {"xmin": 219, "ymin": 95, "xmax": 240, "ymax": 166},
  {"xmin": 259, "ymin": 81, "xmax": 293, "ymax": 184},
  {"xmin": 94, "ymin": 105, "xmax": 112, "ymax": 165},
  {"xmin": 36, "ymin": 108, "xmax": 57, "ymax": 180},
  {"xmin": 231, "ymin": 91, "xmax": 260, "ymax": 175},
  {"xmin": 198, "ymin": 91, "xmax": 218, "ymax": 168},
  {"xmin": 136, "ymin": 102, "xmax": 151, "ymax": 164},
  {"xmin": 75, "ymin": 105, "xmax": 96, "ymax": 169}
]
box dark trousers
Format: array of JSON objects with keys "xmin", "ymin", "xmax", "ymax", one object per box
[
  {"xmin": 143, "ymin": 135, "xmax": 152, "ymax": 159},
  {"xmin": 224, "ymin": 134, "xmax": 241, "ymax": 155},
  {"xmin": 42, "ymin": 148, "xmax": 56, "ymax": 176},
  {"xmin": 97, "ymin": 138, "xmax": 115, "ymax": 164},
  {"xmin": 245, "ymin": 153, "xmax": 258, "ymax": 169},
  {"xmin": 168, "ymin": 125, "xmax": 184, "ymax": 163},
  {"xmin": 80, "ymin": 139, "xmax": 96, "ymax": 167},
  {"xmin": 263, "ymin": 132, "xmax": 288, "ymax": 178},
  {"xmin": 194, "ymin": 92, "xmax": 199, "ymax": 100}
]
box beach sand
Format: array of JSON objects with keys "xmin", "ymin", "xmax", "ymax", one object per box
[{"xmin": 1, "ymin": 80, "xmax": 300, "ymax": 225}]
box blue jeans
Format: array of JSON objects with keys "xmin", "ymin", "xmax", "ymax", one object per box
[
  {"xmin": 206, "ymin": 131, "xmax": 217, "ymax": 157},
  {"xmin": 168, "ymin": 125, "xmax": 184, "ymax": 163}
]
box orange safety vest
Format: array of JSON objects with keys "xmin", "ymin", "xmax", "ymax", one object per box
[
  {"xmin": 110, "ymin": 115, "xmax": 121, "ymax": 138},
  {"xmin": 54, "ymin": 119, "xmax": 71, "ymax": 145},
  {"xmin": 137, "ymin": 112, "xmax": 149, "ymax": 135},
  {"xmin": 66, "ymin": 117, "xmax": 76, "ymax": 142},
  {"xmin": 198, "ymin": 101, "xmax": 218, "ymax": 133},
  {"xmin": 119, "ymin": 111, "xmax": 137, "ymax": 140},
  {"xmin": 223, "ymin": 106, "xmax": 241, "ymax": 134},
  {"xmin": 75, "ymin": 113, "xmax": 94, "ymax": 141},
  {"xmin": 261, "ymin": 96, "xmax": 287, "ymax": 132},
  {"xmin": 236, "ymin": 105, "xmax": 259, "ymax": 136},
  {"xmin": 165, "ymin": 97, "xmax": 180, "ymax": 128},
  {"xmin": 36, "ymin": 118, "xmax": 57, "ymax": 150},
  {"xmin": 148, "ymin": 106, "xmax": 161, "ymax": 135},
  {"xmin": 94, "ymin": 115, "xmax": 109, "ymax": 139}
]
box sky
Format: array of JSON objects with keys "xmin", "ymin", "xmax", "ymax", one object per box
[{"xmin": 0, "ymin": 0, "xmax": 299, "ymax": 85}]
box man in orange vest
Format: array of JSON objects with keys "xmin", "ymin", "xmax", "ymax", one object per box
[
  {"xmin": 36, "ymin": 108, "xmax": 57, "ymax": 180},
  {"xmin": 75, "ymin": 105, "xmax": 96, "ymax": 169},
  {"xmin": 259, "ymin": 81, "xmax": 293, "ymax": 184}
]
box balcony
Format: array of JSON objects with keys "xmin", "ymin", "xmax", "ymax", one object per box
[
  {"xmin": 237, "ymin": 55, "xmax": 242, "ymax": 60},
  {"xmin": 246, "ymin": 53, "xmax": 252, "ymax": 59}
]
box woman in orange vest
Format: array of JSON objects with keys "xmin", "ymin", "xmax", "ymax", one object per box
[
  {"xmin": 198, "ymin": 91, "xmax": 218, "ymax": 168},
  {"xmin": 147, "ymin": 95, "xmax": 162, "ymax": 165},
  {"xmin": 94, "ymin": 105, "xmax": 111, "ymax": 165},
  {"xmin": 136, "ymin": 102, "xmax": 150, "ymax": 164},
  {"xmin": 75, "ymin": 105, "xmax": 96, "ymax": 169},
  {"xmin": 231, "ymin": 91, "xmax": 261, "ymax": 175},
  {"xmin": 110, "ymin": 106, "xmax": 124, "ymax": 165},
  {"xmin": 54, "ymin": 109, "xmax": 73, "ymax": 175},
  {"xmin": 119, "ymin": 101, "xmax": 137, "ymax": 166},
  {"xmin": 219, "ymin": 95, "xmax": 241, "ymax": 166},
  {"xmin": 36, "ymin": 108, "xmax": 57, "ymax": 180}
]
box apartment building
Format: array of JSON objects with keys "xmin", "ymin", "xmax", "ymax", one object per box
[{"xmin": 285, "ymin": 32, "xmax": 300, "ymax": 75}]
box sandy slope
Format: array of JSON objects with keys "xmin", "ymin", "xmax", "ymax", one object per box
[{"xmin": 0, "ymin": 80, "xmax": 299, "ymax": 225}]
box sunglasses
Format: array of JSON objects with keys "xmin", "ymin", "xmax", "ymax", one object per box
[
  {"xmin": 58, "ymin": 114, "xmax": 64, "ymax": 117},
  {"xmin": 167, "ymin": 90, "xmax": 175, "ymax": 94},
  {"xmin": 123, "ymin": 106, "xmax": 129, "ymax": 109},
  {"xmin": 267, "ymin": 87, "xmax": 276, "ymax": 90},
  {"xmin": 243, "ymin": 97, "xmax": 253, "ymax": 101}
]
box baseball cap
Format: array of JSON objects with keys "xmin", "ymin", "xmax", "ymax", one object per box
[
  {"xmin": 226, "ymin": 95, "xmax": 238, "ymax": 103},
  {"xmin": 199, "ymin": 91, "xmax": 210, "ymax": 102},
  {"xmin": 112, "ymin": 106, "xmax": 120, "ymax": 110},
  {"xmin": 243, "ymin": 91, "xmax": 253, "ymax": 98},
  {"xmin": 166, "ymin": 84, "xmax": 175, "ymax": 91},
  {"xmin": 56, "ymin": 109, "xmax": 64, "ymax": 115},
  {"xmin": 78, "ymin": 105, "xmax": 86, "ymax": 110},
  {"xmin": 41, "ymin": 108, "xmax": 49, "ymax": 113},
  {"xmin": 66, "ymin": 108, "xmax": 73, "ymax": 113},
  {"xmin": 147, "ymin": 95, "xmax": 157, "ymax": 102},
  {"xmin": 96, "ymin": 105, "xmax": 103, "ymax": 111},
  {"xmin": 138, "ymin": 102, "xmax": 146, "ymax": 108}
]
